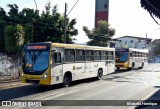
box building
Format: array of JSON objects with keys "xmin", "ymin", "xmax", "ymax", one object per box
[{"xmin": 113, "ymin": 36, "xmax": 152, "ymax": 49}]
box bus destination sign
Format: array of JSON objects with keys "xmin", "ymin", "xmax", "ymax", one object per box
[{"xmin": 27, "ymin": 45, "xmax": 47, "ymax": 50}]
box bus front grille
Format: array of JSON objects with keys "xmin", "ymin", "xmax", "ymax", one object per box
[{"xmin": 25, "ymin": 79, "xmax": 40, "ymax": 84}]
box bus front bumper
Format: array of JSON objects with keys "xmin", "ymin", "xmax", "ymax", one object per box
[
  {"xmin": 116, "ymin": 62, "xmax": 129, "ymax": 68},
  {"xmin": 21, "ymin": 74, "xmax": 51, "ymax": 85}
]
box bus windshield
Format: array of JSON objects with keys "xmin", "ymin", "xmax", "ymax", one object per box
[
  {"xmin": 22, "ymin": 45, "xmax": 50, "ymax": 75},
  {"xmin": 115, "ymin": 50, "xmax": 128, "ymax": 62}
]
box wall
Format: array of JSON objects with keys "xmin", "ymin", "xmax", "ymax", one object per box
[{"xmin": 0, "ymin": 53, "xmax": 20, "ymax": 81}]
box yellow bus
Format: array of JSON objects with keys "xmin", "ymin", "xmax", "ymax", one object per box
[
  {"xmin": 21, "ymin": 42, "xmax": 115, "ymax": 86},
  {"xmin": 115, "ymin": 48, "xmax": 148, "ymax": 70}
]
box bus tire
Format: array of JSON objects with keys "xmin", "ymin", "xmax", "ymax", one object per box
[
  {"xmin": 139, "ymin": 62, "xmax": 144, "ymax": 69},
  {"xmin": 128, "ymin": 63, "xmax": 134, "ymax": 70},
  {"xmin": 127, "ymin": 67, "xmax": 132, "ymax": 70},
  {"xmin": 117, "ymin": 67, "xmax": 120, "ymax": 71},
  {"xmin": 97, "ymin": 69, "xmax": 103, "ymax": 80},
  {"xmin": 63, "ymin": 72, "xmax": 72, "ymax": 87}
]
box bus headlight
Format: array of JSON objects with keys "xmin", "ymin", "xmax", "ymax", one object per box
[
  {"xmin": 42, "ymin": 73, "xmax": 48, "ymax": 80},
  {"xmin": 21, "ymin": 73, "xmax": 24, "ymax": 77}
]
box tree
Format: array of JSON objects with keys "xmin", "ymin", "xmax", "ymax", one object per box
[
  {"xmin": 0, "ymin": 7, "xmax": 8, "ymax": 51},
  {"xmin": 7, "ymin": 4, "xmax": 20, "ymax": 23},
  {"xmin": 151, "ymin": 39, "xmax": 160, "ymax": 56},
  {"xmin": 39, "ymin": 2, "xmax": 78, "ymax": 43},
  {"xmin": 83, "ymin": 20, "xmax": 115, "ymax": 46},
  {"xmin": 66, "ymin": 18, "xmax": 78, "ymax": 43},
  {"xmin": 24, "ymin": 23, "xmax": 34, "ymax": 44},
  {"xmin": 0, "ymin": 3, "xmax": 78, "ymax": 53},
  {"xmin": 0, "ymin": 20, "xmax": 6, "ymax": 52},
  {"xmin": 4, "ymin": 24, "xmax": 24, "ymax": 54}
]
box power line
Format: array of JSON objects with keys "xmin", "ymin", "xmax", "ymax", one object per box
[
  {"xmin": 67, "ymin": 0, "xmax": 80, "ymax": 17},
  {"xmin": 63, "ymin": 0, "xmax": 80, "ymax": 43}
]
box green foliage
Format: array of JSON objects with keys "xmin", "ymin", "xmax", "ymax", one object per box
[
  {"xmin": 4, "ymin": 25, "xmax": 18, "ymax": 53},
  {"xmin": 0, "ymin": 3, "xmax": 78, "ymax": 52},
  {"xmin": 83, "ymin": 20, "xmax": 115, "ymax": 46},
  {"xmin": 16, "ymin": 24, "xmax": 25, "ymax": 48},
  {"xmin": 151, "ymin": 39, "xmax": 160, "ymax": 56},
  {"xmin": 24, "ymin": 23, "xmax": 34, "ymax": 44},
  {"xmin": 0, "ymin": 7, "xmax": 8, "ymax": 51},
  {"xmin": 4, "ymin": 24, "xmax": 24, "ymax": 54},
  {"xmin": 0, "ymin": 20, "xmax": 6, "ymax": 51}
]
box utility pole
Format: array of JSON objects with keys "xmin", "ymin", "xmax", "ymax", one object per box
[
  {"xmin": 63, "ymin": 1, "xmax": 79, "ymax": 43},
  {"xmin": 64, "ymin": 3, "xmax": 67, "ymax": 43}
]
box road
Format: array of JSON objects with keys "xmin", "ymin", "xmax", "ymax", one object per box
[{"xmin": 1, "ymin": 63, "xmax": 160, "ymax": 109}]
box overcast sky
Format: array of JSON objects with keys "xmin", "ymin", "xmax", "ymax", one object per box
[{"xmin": 1, "ymin": 0, "xmax": 160, "ymax": 43}]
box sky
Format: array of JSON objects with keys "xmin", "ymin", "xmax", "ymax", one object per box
[{"xmin": 1, "ymin": 0, "xmax": 160, "ymax": 43}]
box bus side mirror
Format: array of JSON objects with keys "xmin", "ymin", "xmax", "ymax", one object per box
[{"xmin": 52, "ymin": 50, "xmax": 56, "ymax": 53}]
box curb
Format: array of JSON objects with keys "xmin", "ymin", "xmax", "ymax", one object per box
[
  {"xmin": 0, "ymin": 79, "xmax": 20, "ymax": 84},
  {"xmin": 0, "ymin": 79, "xmax": 26, "ymax": 90}
]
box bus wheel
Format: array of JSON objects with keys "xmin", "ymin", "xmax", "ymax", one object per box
[
  {"xmin": 117, "ymin": 67, "xmax": 120, "ymax": 71},
  {"xmin": 139, "ymin": 63, "xmax": 144, "ymax": 69},
  {"xmin": 97, "ymin": 69, "xmax": 103, "ymax": 80},
  {"xmin": 127, "ymin": 67, "xmax": 132, "ymax": 70},
  {"xmin": 128, "ymin": 63, "xmax": 134, "ymax": 70},
  {"xmin": 63, "ymin": 74, "xmax": 71, "ymax": 87}
]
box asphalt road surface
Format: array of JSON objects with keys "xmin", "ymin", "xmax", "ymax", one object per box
[{"xmin": 1, "ymin": 63, "xmax": 160, "ymax": 109}]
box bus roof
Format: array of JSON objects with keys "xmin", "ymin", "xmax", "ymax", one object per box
[{"xmin": 51, "ymin": 43, "xmax": 115, "ymax": 51}]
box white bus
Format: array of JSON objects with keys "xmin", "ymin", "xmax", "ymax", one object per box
[
  {"xmin": 115, "ymin": 48, "xmax": 148, "ymax": 70},
  {"xmin": 21, "ymin": 42, "xmax": 115, "ymax": 86}
]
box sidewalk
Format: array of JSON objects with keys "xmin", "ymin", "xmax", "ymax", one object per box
[{"xmin": 0, "ymin": 79, "xmax": 26, "ymax": 90}]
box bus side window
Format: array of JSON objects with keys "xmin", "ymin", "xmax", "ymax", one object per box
[
  {"xmin": 108, "ymin": 51, "xmax": 114, "ymax": 60},
  {"xmin": 130, "ymin": 52, "xmax": 132, "ymax": 57},
  {"xmin": 76, "ymin": 49, "xmax": 85, "ymax": 61},
  {"xmin": 101, "ymin": 51, "xmax": 106, "ymax": 61},
  {"xmin": 85, "ymin": 50, "xmax": 93, "ymax": 61},
  {"xmin": 53, "ymin": 52, "xmax": 61, "ymax": 63},
  {"xmin": 106, "ymin": 51, "xmax": 108, "ymax": 60},
  {"xmin": 94, "ymin": 50, "xmax": 101, "ymax": 61},
  {"xmin": 65, "ymin": 49, "xmax": 75, "ymax": 62}
]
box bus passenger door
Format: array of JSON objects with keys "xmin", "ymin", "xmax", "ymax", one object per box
[
  {"xmin": 107, "ymin": 51, "xmax": 115, "ymax": 74},
  {"xmin": 129, "ymin": 51, "xmax": 133, "ymax": 67},
  {"xmin": 51, "ymin": 51, "xmax": 63, "ymax": 83}
]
